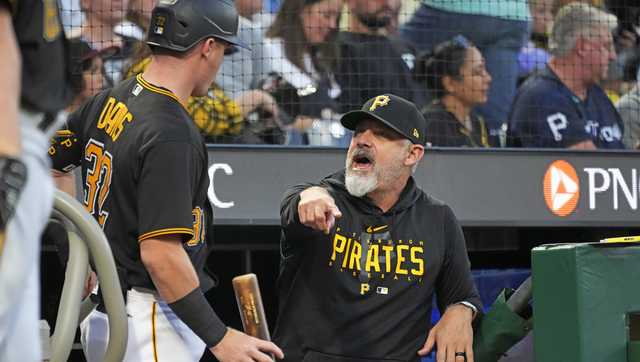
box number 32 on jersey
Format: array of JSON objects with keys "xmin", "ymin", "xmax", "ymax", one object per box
[{"xmin": 83, "ymin": 139, "xmax": 113, "ymax": 227}]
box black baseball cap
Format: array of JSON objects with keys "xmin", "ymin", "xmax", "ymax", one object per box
[{"xmin": 340, "ymin": 94, "xmax": 427, "ymax": 145}]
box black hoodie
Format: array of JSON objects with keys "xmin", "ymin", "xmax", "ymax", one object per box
[{"xmin": 274, "ymin": 170, "xmax": 481, "ymax": 362}]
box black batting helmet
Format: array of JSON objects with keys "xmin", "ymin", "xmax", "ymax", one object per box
[{"xmin": 146, "ymin": 0, "xmax": 249, "ymax": 53}]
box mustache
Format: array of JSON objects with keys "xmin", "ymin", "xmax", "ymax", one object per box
[{"xmin": 348, "ymin": 147, "xmax": 374, "ymax": 163}]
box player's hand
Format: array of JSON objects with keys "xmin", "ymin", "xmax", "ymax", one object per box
[
  {"xmin": 418, "ymin": 304, "xmax": 474, "ymax": 362},
  {"xmin": 210, "ymin": 328, "xmax": 284, "ymax": 361},
  {"xmin": 298, "ymin": 186, "xmax": 342, "ymax": 234},
  {"xmin": 82, "ymin": 270, "xmax": 97, "ymax": 299}
]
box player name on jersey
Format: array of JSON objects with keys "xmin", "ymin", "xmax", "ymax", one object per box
[{"xmin": 97, "ymin": 97, "xmax": 134, "ymax": 142}]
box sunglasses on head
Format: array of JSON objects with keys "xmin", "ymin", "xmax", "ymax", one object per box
[{"xmin": 451, "ymin": 34, "xmax": 471, "ymax": 49}]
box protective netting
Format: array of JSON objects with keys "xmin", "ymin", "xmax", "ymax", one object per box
[{"xmin": 59, "ymin": 0, "xmax": 640, "ymax": 149}]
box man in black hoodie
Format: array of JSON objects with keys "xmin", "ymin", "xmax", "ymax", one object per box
[
  {"xmin": 275, "ymin": 94, "xmax": 481, "ymax": 362},
  {"xmin": 336, "ymin": 0, "xmax": 426, "ymax": 111}
]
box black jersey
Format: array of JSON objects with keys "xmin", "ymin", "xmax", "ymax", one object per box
[
  {"xmin": 49, "ymin": 75, "xmax": 213, "ymax": 292},
  {"xmin": 2, "ymin": 0, "xmax": 72, "ymax": 113}
]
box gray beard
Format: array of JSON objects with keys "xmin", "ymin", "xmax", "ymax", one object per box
[{"xmin": 345, "ymin": 170, "xmax": 378, "ymax": 197}]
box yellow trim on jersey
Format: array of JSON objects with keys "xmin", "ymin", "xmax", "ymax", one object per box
[
  {"xmin": 152, "ymin": 302, "xmax": 159, "ymax": 362},
  {"xmin": 136, "ymin": 74, "xmax": 187, "ymax": 109},
  {"xmin": 138, "ymin": 227, "xmax": 194, "ymax": 242},
  {"xmin": 0, "ymin": 231, "xmax": 5, "ymax": 258}
]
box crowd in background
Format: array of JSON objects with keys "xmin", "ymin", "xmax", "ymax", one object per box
[{"xmin": 58, "ymin": 0, "xmax": 640, "ymax": 149}]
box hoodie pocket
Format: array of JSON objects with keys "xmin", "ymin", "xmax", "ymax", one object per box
[{"xmin": 302, "ymin": 350, "xmax": 405, "ymax": 362}]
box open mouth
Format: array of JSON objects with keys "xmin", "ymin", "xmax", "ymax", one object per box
[{"xmin": 351, "ymin": 154, "xmax": 374, "ymax": 171}]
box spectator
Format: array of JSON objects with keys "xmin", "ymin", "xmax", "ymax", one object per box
[
  {"xmin": 255, "ymin": 0, "xmax": 347, "ymax": 146},
  {"xmin": 384, "ymin": 0, "xmax": 402, "ymax": 36},
  {"xmin": 419, "ymin": 36, "xmax": 495, "ymax": 147},
  {"xmin": 77, "ymin": 0, "xmax": 136, "ymax": 85},
  {"xmin": 604, "ymin": 0, "xmax": 640, "ymax": 95},
  {"xmin": 508, "ymin": 3, "xmax": 624, "ymax": 149},
  {"xmin": 518, "ymin": 0, "xmax": 553, "ymax": 83},
  {"xmin": 616, "ymin": 68, "xmax": 640, "ymax": 149},
  {"xmin": 115, "ymin": 0, "xmax": 157, "ymax": 40},
  {"xmin": 335, "ymin": 0, "xmax": 425, "ymax": 112},
  {"xmin": 216, "ymin": 0, "xmax": 265, "ymax": 99},
  {"xmin": 400, "ymin": 0, "xmax": 530, "ymax": 134},
  {"xmin": 236, "ymin": 0, "xmax": 264, "ymax": 22},
  {"xmin": 66, "ymin": 39, "xmax": 114, "ymax": 113}
]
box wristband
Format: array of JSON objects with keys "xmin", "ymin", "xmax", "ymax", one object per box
[
  {"xmin": 0, "ymin": 157, "xmax": 27, "ymax": 230},
  {"xmin": 454, "ymin": 301, "xmax": 478, "ymax": 319},
  {"xmin": 168, "ymin": 287, "xmax": 228, "ymax": 348}
]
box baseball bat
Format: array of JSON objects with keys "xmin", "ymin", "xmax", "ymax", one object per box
[{"xmin": 232, "ymin": 273, "xmax": 271, "ymax": 341}]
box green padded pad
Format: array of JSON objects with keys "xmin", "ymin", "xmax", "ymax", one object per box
[{"xmin": 532, "ymin": 243, "xmax": 640, "ymax": 362}]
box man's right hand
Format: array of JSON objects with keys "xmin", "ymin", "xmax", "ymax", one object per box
[
  {"xmin": 298, "ymin": 186, "xmax": 342, "ymax": 234},
  {"xmin": 210, "ymin": 328, "xmax": 284, "ymax": 361}
]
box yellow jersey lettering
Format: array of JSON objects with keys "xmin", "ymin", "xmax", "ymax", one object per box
[
  {"xmin": 187, "ymin": 207, "xmax": 204, "ymax": 246},
  {"xmin": 395, "ymin": 245, "xmax": 409, "ymax": 275},
  {"xmin": 97, "ymin": 97, "xmax": 116, "ymax": 129},
  {"xmin": 410, "ymin": 246, "xmax": 424, "ymax": 276},
  {"xmin": 331, "ymin": 233, "xmax": 347, "ymax": 261},
  {"xmin": 348, "ymin": 241, "xmax": 361, "ymax": 271},
  {"xmin": 365, "ymin": 244, "xmax": 380, "ymax": 272},
  {"xmin": 96, "ymin": 97, "xmax": 134, "ymax": 141},
  {"xmin": 110, "ymin": 111, "xmax": 133, "ymax": 141},
  {"xmin": 43, "ymin": 0, "xmax": 61, "ymax": 41},
  {"xmin": 341, "ymin": 238, "xmax": 352, "ymax": 269},
  {"xmin": 360, "ymin": 283, "xmax": 370, "ymax": 295},
  {"xmin": 382, "ymin": 245, "xmax": 394, "ymax": 273}
]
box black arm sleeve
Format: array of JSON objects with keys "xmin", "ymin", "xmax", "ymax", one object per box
[
  {"xmin": 435, "ymin": 205, "xmax": 482, "ymax": 313},
  {"xmin": 280, "ymin": 182, "xmax": 323, "ymax": 257}
]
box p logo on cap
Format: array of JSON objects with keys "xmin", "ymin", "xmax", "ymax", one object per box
[{"xmin": 369, "ymin": 95, "xmax": 391, "ymax": 112}]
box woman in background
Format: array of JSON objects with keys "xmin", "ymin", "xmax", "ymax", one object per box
[
  {"xmin": 256, "ymin": 0, "xmax": 346, "ymax": 145},
  {"xmin": 419, "ymin": 36, "xmax": 495, "ymax": 147}
]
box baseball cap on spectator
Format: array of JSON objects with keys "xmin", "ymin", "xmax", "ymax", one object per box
[
  {"xmin": 340, "ymin": 94, "xmax": 427, "ymax": 145},
  {"xmin": 67, "ymin": 38, "xmax": 119, "ymax": 95}
]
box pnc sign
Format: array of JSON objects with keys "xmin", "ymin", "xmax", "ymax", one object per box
[{"xmin": 543, "ymin": 160, "xmax": 639, "ymax": 217}]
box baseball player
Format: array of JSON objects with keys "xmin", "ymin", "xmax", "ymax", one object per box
[
  {"xmin": 0, "ymin": 0, "xmax": 72, "ymax": 361},
  {"xmin": 275, "ymin": 94, "xmax": 481, "ymax": 362},
  {"xmin": 49, "ymin": 0, "xmax": 283, "ymax": 361}
]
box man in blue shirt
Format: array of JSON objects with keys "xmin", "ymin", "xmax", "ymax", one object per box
[{"xmin": 509, "ymin": 3, "xmax": 625, "ymax": 149}]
